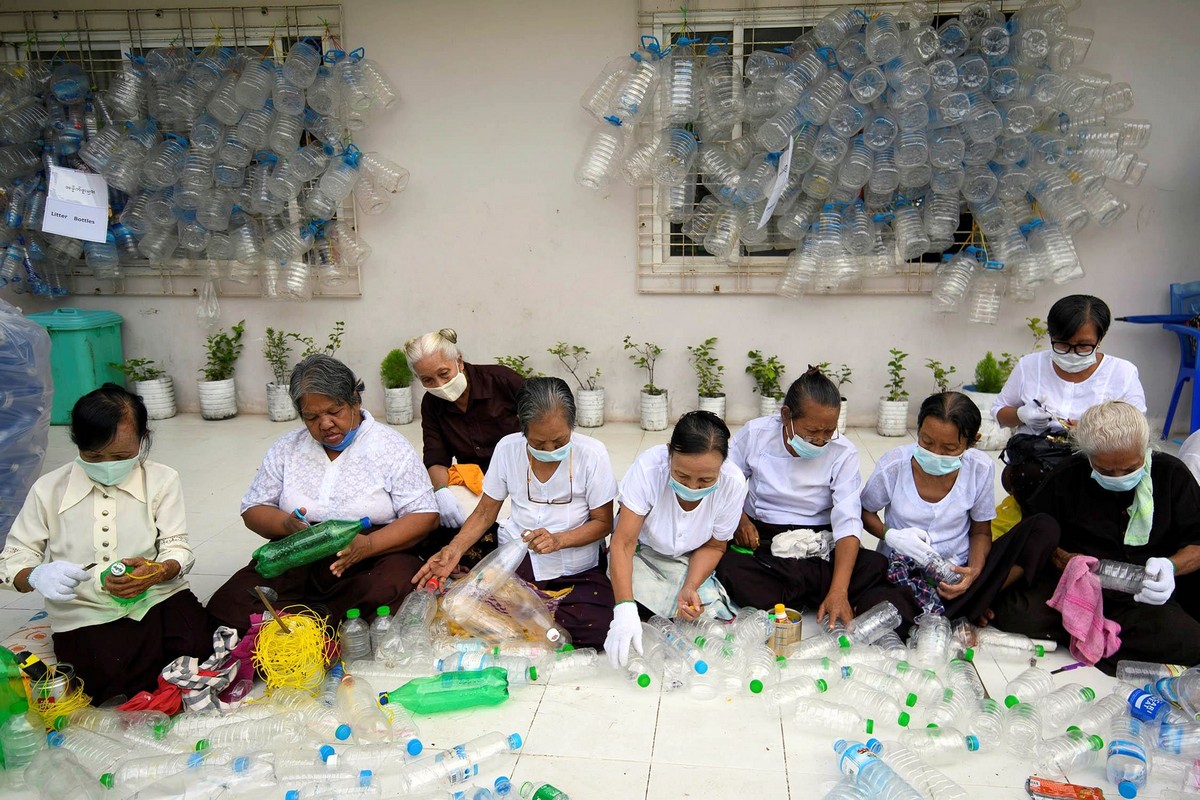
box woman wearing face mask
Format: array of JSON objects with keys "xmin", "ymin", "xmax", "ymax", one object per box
[
  {"xmin": 862, "ymin": 392, "xmax": 1060, "ymax": 622},
  {"xmin": 207, "ymin": 355, "xmax": 439, "ymax": 634},
  {"xmin": 716, "ymin": 368, "xmax": 920, "ymax": 634},
  {"xmin": 605, "ymin": 411, "xmax": 748, "ymax": 667},
  {"xmin": 412, "ymin": 378, "xmax": 617, "ymax": 647},
  {"xmin": 990, "ymin": 402, "xmax": 1200, "ymax": 671},
  {"xmin": 404, "ymin": 328, "xmax": 524, "ymax": 553},
  {"xmin": 994, "ymin": 294, "xmax": 1146, "ymax": 435},
  {"xmin": 0, "ymin": 384, "xmax": 212, "ymax": 702}
]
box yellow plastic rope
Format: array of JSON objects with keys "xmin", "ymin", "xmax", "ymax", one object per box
[
  {"xmin": 30, "ymin": 675, "xmax": 91, "ymax": 729},
  {"xmin": 252, "ymin": 605, "xmax": 333, "ymax": 692}
]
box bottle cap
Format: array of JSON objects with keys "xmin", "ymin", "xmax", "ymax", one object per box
[
  {"xmin": 1081, "ymin": 687, "xmax": 1096, "ymax": 701},
  {"xmin": 1118, "ymin": 780, "xmax": 1138, "ymax": 799},
  {"xmin": 1034, "ymin": 645, "xmax": 1046, "ymax": 657},
  {"xmin": 1004, "ymin": 695, "xmax": 1019, "ymax": 708},
  {"xmin": 528, "ymin": 666, "xmax": 539, "ymax": 682},
  {"xmin": 233, "ymin": 756, "xmax": 251, "ymax": 772},
  {"xmin": 52, "ymin": 714, "xmax": 69, "ymax": 731},
  {"xmin": 1088, "ymin": 734, "xmax": 1104, "ymax": 750},
  {"xmin": 407, "ymin": 737, "xmax": 423, "ymax": 756},
  {"xmin": 336, "ymin": 723, "xmax": 352, "ymax": 740},
  {"xmin": 520, "ymin": 782, "xmax": 536, "ymax": 799},
  {"xmin": 637, "ymin": 673, "xmax": 651, "ymax": 688},
  {"xmin": 905, "ymin": 692, "xmax": 918, "ymax": 707},
  {"xmin": 962, "ymin": 647, "xmax": 975, "ymax": 662},
  {"xmin": 495, "ymin": 776, "xmax": 512, "ymax": 795},
  {"xmin": 358, "ymin": 770, "xmax": 372, "ymax": 787},
  {"xmin": 358, "ymin": 516, "xmax": 371, "ymax": 529},
  {"xmin": 816, "ymin": 679, "xmax": 828, "ymax": 693},
  {"xmin": 898, "ymin": 711, "xmax": 911, "ymax": 727},
  {"xmin": 189, "ymin": 752, "xmax": 205, "ymax": 768},
  {"xmin": 100, "ymin": 773, "xmax": 115, "ymax": 788},
  {"xmin": 964, "ymin": 734, "xmax": 980, "ymax": 751},
  {"xmin": 196, "ymin": 739, "xmax": 210, "ymax": 751},
  {"xmin": 695, "ymin": 660, "xmax": 709, "ymax": 675},
  {"xmin": 560, "ymin": 643, "xmax": 575, "ymax": 652},
  {"xmin": 508, "ymin": 732, "xmax": 523, "ymax": 750},
  {"xmin": 377, "ymin": 692, "xmax": 390, "ymax": 705},
  {"xmin": 346, "ymin": 608, "xmax": 361, "ymax": 619},
  {"xmin": 47, "ymin": 731, "xmax": 64, "ymax": 747},
  {"xmin": 286, "ymin": 792, "xmax": 300, "ymax": 800},
  {"xmin": 750, "ymin": 679, "xmax": 765, "ymax": 694},
  {"xmin": 864, "ymin": 719, "xmax": 874, "ymax": 734},
  {"xmin": 376, "ymin": 606, "xmax": 390, "ymax": 616},
  {"xmin": 319, "ymin": 744, "xmax": 336, "ymax": 762},
  {"xmin": 928, "ymin": 723, "xmax": 939, "ymax": 728}
]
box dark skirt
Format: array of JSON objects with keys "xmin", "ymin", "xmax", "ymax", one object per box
[
  {"xmin": 715, "ymin": 518, "xmax": 922, "ymax": 636},
  {"xmin": 515, "ymin": 550, "xmax": 614, "ymax": 650},
  {"xmin": 53, "ymin": 589, "xmax": 214, "ymax": 704},
  {"xmin": 942, "ymin": 512, "xmax": 1060, "ymax": 621}
]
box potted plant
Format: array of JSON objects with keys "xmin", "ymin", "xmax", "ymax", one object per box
[
  {"xmin": 287, "ymin": 320, "xmax": 345, "ymax": 359},
  {"xmin": 962, "ymin": 351, "xmax": 1017, "ymax": 451},
  {"xmin": 816, "ymin": 361, "xmax": 853, "ymax": 434},
  {"xmin": 688, "ymin": 337, "xmax": 726, "ymax": 419},
  {"xmin": 877, "ymin": 347, "xmax": 909, "ymax": 436},
  {"xmin": 495, "ymin": 355, "xmax": 543, "ymax": 379},
  {"xmin": 198, "ymin": 319, "xmax": 245, "ymax": 420},
  {"xmin": 1027, "ymin": 316, "xmax": 1048, "ymax": 350},
  {"xmin": 746, "ymin": 350, "xmax": 786, "ymax": 417},
  {"xmin": 112, "ymin": 357, "xmax": 176, "ymax": 420},
  {"xmin": 549, "ymin": 341, "xmax": 603, "ymax": 428},
  {"xmin": 925, "ymin": 358, "xmax": 958, "ymax": 394},
  {"xmin": 381, "ymin": 348, "xmax": 414, "ymax": 425},
  {"xmin": 263, "ymin": 328, "xmax": 298, "ymax": 422},
  {"xmin": 624, "ymin": 335, "xmax": 667, "ymax": 431}
]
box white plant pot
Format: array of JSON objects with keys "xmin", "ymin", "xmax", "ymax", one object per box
[
  {"xmin": 640, "ymin": 390, "xmax": 669, "ymax": 431},
  {"xmin": 384, "ymin": 386, "xmax": 414, "ymax": 425},
  {"xmin": 198, "ymin": 379, "xmax": 238, "ymax": 420},
  {"xmin": 132, "ymin": 377, "xmax": 176, "ymax": 420},
  {"xmin": 877, "ymin": 397, "xmax": 909, "ymax": 437},
  {"xmin": 266, "ymin": 382, "xmax": 297, "ymax": 422},
  {"xmin": 962, "ymin": 387, "xmax": 1011, "ymax": 452},
  {"xmin": 576, "ymin": 388, "xmax": 605, "ymax": 428},
  {"xmin": 837, "ymin": 399, "xmax": 848, "ymax": 435},
  {"xmin": 759, "ymin": 394, "xmax": 783, "ymax": 418},
  {"xmin": 698, "ymin": 394, "xmax": 726, "ymax": 420}
]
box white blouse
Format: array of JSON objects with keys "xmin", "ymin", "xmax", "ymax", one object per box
[
  {"xmin": 618, "ymin": 445, "xmax": 749, "ymax": 559},
  {"xmin": 729, "ymin": 415, "xmax": 864, "ymax": 541},
  {"xmin": 241, "ymin": 410, "xmax": 437, "ymax": 525},
  {"xmin": 0, "ymin": 460, "xmax": 194, "ymax": 633},
  {"xmin": 860, "ymin": 444, "xmax": 996, "ymax": 566},
  {"xmin": 992, "ymin": 350, "xmax": 1146, "ymax": 435},
  {"xmin": 482, "ymin": 431, "xmax": 618, "ymax": 581}
]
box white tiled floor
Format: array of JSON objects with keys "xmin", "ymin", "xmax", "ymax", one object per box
[{"xmin": 2, "ymin": 416, "xmax": 1188, "ymax": 799}]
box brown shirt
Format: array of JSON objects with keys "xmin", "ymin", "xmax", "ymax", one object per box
[{"xmin": 420, "ymin": 362, "xmax": 524, "ymax": 473}]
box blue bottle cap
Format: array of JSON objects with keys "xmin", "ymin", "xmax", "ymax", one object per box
[
  {"xmin": 407, "ymin": 738, "xmax": 423, "ymax": 756},
  {"xmin": 233, "ymin": 756, "xmax": 250, "ymax": 772},
  {"xmin": 47, "ymin": 731, "xmax": 64, "ymax": 747},
  {"xmin": 695, "ymin": 659, "xmax": 709, "ymax": 675},
  {"xmin": 188, "ymin": 752, "xmax": 205, "ymax": 768},
  {"xmin": 359, "ymin": 516, "xmax": 371, "ymax": 529},
  {"xmin": 866, "ymin": 738, "xmax": 883, "ymax": 753},
  {"xmin": 508, "ymin": 732, "xmax": 523, "ymax": 749},
  {"xmin": 965, "ymin": 735, "xmax": 979, "ymax": 751},
  {"xmin": 1118, "ymin": 781, "xmax": 1138, "ymax": 799},
  {"xmin": 286, "ymin": 792, "xmax": 300, "ymax": 800},
  {"xmin": 359, "ymin": 770, "xmax": 373, "ymax": 787},
  {"xmin": 336, "ymin": 723, "xmax": 352, "ymax": 740},
  {"xmin": 319, "ymin": 744, "xmax": 336, "ymax": 761},
  {"xmin": 495, "ymin": 776, "xmax": 513, "ymax": 795}
]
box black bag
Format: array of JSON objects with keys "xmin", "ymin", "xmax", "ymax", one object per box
[{"xmin": 1000, "ymin": 432, "xmax": 1076, "ymax": 506}]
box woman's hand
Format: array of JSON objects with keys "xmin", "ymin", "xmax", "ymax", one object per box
[
  {"xmin": 104, "ymin": 557, "xmax": 162, "ymax": 599},
  {"xmin": 937, "ymin": 564, "xmax": 980, "ymax": 600},
  {"xmin": 412, "ymin": 544, "xmax": 463, "ymax": 587},
  {"xmin": 675, "ymin": 586, "xmax": 703, "ymax": 621},
  {"xmin": 1052, "ymin": 547, "xmax": 1081, "ymax": 572},
  {"xmin": 330, "ymin": 534, "xmax": 374, "ymax": 578},
  {"xmin": 522, "ymin": 528, "xmax": 561, "ymax": 555},
  {"xmin": 282, "ymin": 506, "xmax": 310, "ymax": 536},
  {"xmin": 818, "ymin": 589, "xmax": 855, "ymax": 631},
  {"xmin": 733, "ymin": 516, "xmax": 760, "ymax": 550}
]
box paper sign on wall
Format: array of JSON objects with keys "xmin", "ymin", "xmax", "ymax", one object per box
[
  {"xmin": 41, "ymin": 165, "xmax": 109, "ymax": 243},
  {"xmin": 758, "ymin": 137, "xmax": 794, "ymax": 229}
]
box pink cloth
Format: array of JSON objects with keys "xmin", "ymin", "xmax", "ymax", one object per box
[{"xmin": 1046, "ymin": 555, "xmax": 1121, "ymax": 665}]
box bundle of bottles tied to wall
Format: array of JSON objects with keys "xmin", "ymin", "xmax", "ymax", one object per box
[
  {"xmin": 575, "ymin": 0, "xmax": 1151, "ymax": 317},
  {"xmin": 0, "ymin": 37, "xmax": 410, "ymax": 304}
]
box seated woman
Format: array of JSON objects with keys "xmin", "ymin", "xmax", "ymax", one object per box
[
  {"xmin": 605, "ymin": 411, "xmax": 748, "ymax": 666},
  {"xmin": 208, "ymin": 355, "xmax": 438, "ymax": 634},
  {"xmin": 405, "ymin": 328, "xmax": 524, "ymax": 558},
  {"xmin": 862, "ymin": 392, "xmax": 1059, "ymax": 622},
  {"xmin": 0, "ymin": 385, "xmax": 212, "ymax": 702},
  {"xmin": 412, "ymin": 377, "xmax": 617, "ymax": 648},
  {"xmin": 716, "ymin": 369, "xmax": 919, "ymax": 633},
  {"xmin": 991, "ymin": 401, "xmax": 1200, "ymax": 669}
]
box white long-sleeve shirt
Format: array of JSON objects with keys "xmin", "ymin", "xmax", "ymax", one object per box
[{"xmin": 992, "ymin": 350, "xmax": 1146, "ymax": 435}]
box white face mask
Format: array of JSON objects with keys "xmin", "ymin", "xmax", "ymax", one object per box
[
  {"xmin": 427, "ymin": 367, "xmax": 467, "ymax": 402},
  {"xmin": 1052, "ymin": 350, "xmax": 1097, "ymax": 373}
]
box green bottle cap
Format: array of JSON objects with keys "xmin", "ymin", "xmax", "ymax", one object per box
[
  {"xmin": 965, "ymin": 735, "xmax": 979, "ymax": 751},
  {"xmin": 776, "ymin": 655, "xmax": 786, "ymax": 663},
  {"xmin": 52, "ymin": 715, "xmax": 69, "ymax": 731},
  {"xmin": 905, "ymin": 692, "xmax": 918, "ymax": 707},
  {"xmin": 1034, "ymin": 645, "xmax": 1046, "ymax": 657},
  {"xmin": 1088, "ymin": 735, "xmax": 1104, "ymax": 750},
  {"xmin": 1081, "ymin": 687, "xmax": 1096, "ymax": 701},
  {"xmin": 528, "ymin": 667, "xmax": 538, "ymax": 682},
  {"xmin": 898, "ymin": 711, "xmax": 910, "ymax": 727},
  {"xmin": 928, "ymin": 723, "xmax": 939, "ymax": 728},
  {"xmin": 962, "ymin": 647, "xmax": 975, "ymax": 661},
  {"xmin": 896, "ymin": 660, "xmax": 911, "ymax": 673},
  {"xmin": 154, "ymin": 721, "xmax": 171, "ymax": 739},
  {"xmin": 346, "ymin": 608, "xmax": 361, "ymax": 619},
  {"xmin": 837, "ymin": 635, "xmax": 851, "ymax": 649},
  {"xmin": 816, "ymin": 678, "xmax": 828, "ymax": 693},
  {"xmin": 560, "ymin": 643, "xmax": 575, "ymax": 652},
  {"xmin": 196, "ymin": 739, "xmax": 210, "ymax": 751},
  {"xmin": 637, "ymin": 673, "xmax": 651, "ymax": 688},
  {"xmin": 1004, "ymin": 695, "xmax": 1019, "ymax": 708},
  {"xmin": 750, "ymin": 679, "xmax": 765, "ymax": 694},
  {"xmin": 1067, "ymin": 725, "xmax": 1080, "ymax": 732},
  {"xmin": 100, "ymin": 774, "xmax": 115, "ymax": 789},
  {"xmin": 865, "ymin": 719, "xmax": 875, "ymax": 734},
  {"xmin": 376, "ymin": 606, "xmax": 390, "ymax": 616}
]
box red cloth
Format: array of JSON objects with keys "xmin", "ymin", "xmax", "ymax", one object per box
[
  {"xmin": 116, "ymin": 676, "xmax": 183, "ymax": 715},
  {"xmin": 1046, "ymin": 555, "xmax": 1122, "ymax": 665}
]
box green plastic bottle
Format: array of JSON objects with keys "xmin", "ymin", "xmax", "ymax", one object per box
[
  {"xmin": 100, "ymin": 562, "xmax": 148, "ymax": 605},
  {"xmin": 0, "ymin": 648, "xmax": 28, "ymax": 731},
  {"xmin": 252, "ymin": 517, "xmax": 370, "ymax": 578},
  {"xmin": 520, "ymin": 781, "xmax": 571, "ymax": 800},
  {"xmin": 378, "ymin": 666, "xmax": 509, "ymax": 714}
]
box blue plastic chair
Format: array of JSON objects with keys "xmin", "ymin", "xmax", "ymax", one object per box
[{"xmin": 1161, "ymin": 281, "xmax": 1200, "ymax": 438}]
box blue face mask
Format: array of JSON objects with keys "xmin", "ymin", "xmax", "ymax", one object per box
[
  {"xmin": 75, "ymin": 454, "xmax": 140, "ymax": 486},
  {"xmin": 326, "ymin": 425, "xmax": 360, "ymax": 452},
  {"xmin": 913, "ymin": 445, "xmax": 962, "ymax": 476},
  {"xmin": 529, "ymin": 441, "xmax": 572, "ymax": 462},
  {"xmin": 1091, "ymin": 466, "xmax": 1144, "ymax": 492},
  {"xmin": 786, "ymin": 419, "xmax": 827, "ymax": 460},
  {"xmin": 669, "ymin": 477, "xmax": 720, "ymax": 502}
]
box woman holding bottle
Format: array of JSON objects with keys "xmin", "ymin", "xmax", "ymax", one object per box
[{"xmin": 605, "ymin": 411, "xmax": 748, "ymax": 667}]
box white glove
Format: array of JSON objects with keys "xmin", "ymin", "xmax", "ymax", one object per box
[
  {"xmin": 1017, "ymin": 403, "xmax": 1054, "ymax": 432},
  {"xmin": 884, "ymin": 527, "xmax": 938, "ymax": 565},
  {"xmin": 28, "ymin": 561, "xmax": 91, "ymax": 602},
  {"xmin": 604, "ymin": 602, "xmax": 644, "ymax": 669},
  {"xmin": 435, "ymin": 488, "xmax": 466, "ymax": 528},
  {"xmin": 1134, "ymin": 557, "xmax": 1176, "ymax": 605}
]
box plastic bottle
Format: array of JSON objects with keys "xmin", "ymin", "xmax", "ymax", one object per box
[
  {"xmin": 924, "ymin": 688, "xmax": 975, "ymax": 729},
  {"xmin": 397, "ymin": 732, "xmax": 522, "ymax": 794},
  {"xmin": 960, "ymin": 628, "xmax": 1051, "ymax": 662},
  {"xmin": 624, "ymin": 653, "xmax": 653, "ymax": 689},
  {"xmin": 370, "ymin": 606, "xmax": 393, "ymax": 658},
  {"xmin": 199, "ymin": 712, "xmax": 303, "ymax": 750},
  {"xmin": 253, "ymin": 517, "xmax": 369, "ymax": 579},
  {"xmin": 435, "ymin": 652, "xmax": 538, "ymax": 685},
  {"xmin": 1108, "ymin": 715, "xmax": 1153, "ymax": 798},
  {"xmin": 1004, "ymin": 665, "xmax": 1056, "ymax": 708},
  {"xmin": 1003, "ymin": 702, "xmax": 1044, "ymax": 754},
  {"xmin": 898, "ymin": 727, "xmax": 980, "ymax": 764},
  {"xmin": 877, "ymin": 743, "xmax": 970, "ymax": 800},
  {"xmin": 964, "ymin": 698, "xmax": 1006, "ymax": 751},
  {"xmin": 650, "ymin": 128, "xmax": 698, "ymax": 187},
  {"xmin": 1030, "ymin": 684, "xmax": 1099, "ymax": 732},
  {"xmin": 0, "ymin": 710, "xmax": 44, "ymax": 770},
  {"xmin": 839, "ymin": 681, "xmax": 911, "ymax": 729},
  {"xmin": 645, "ymin": 615, "xmax": 709, "ymax": 674},
  {"xmin": 743, "ymin": 646, "xmax": 784, "ymax": 694},
  {"xmin": 336, "ymin": 675, "xmax": 392, "ymax": 744},
  {"xmin": 768, "ymin": 676, "xmax": 830, "ymax": 708},
  {"xmin": 337, "ymin": 609, "xmax": 373, "ymax": 662},
  {"xmin": 1037, "ymin": 727, "xmax": 1106, "ymax": 773},
  {"xmin": 47, "ymin": 728, "xmax": 132, "ymax": 778},
  {"xmin": 575, "ymin": 119, "xmax": 626, "ymax": 190},
  {"xmin": 381, "ymin": 667, "xmax": 510, "ymax": 715},
  {"xmin": 845, "ymin": 602, "xmax": 901, "ymax": 646},
  {"xmin": 1116, "ymin": 661, "xmax": 1189, "ymax": 686},
  {"xmin": 833, "ymin": 738, "xmax": 924, "ymax": 800},
  {"xmin": 701, "ymin": 39, "xmax": 745, "ymax": 127},
  {"xmin": 1094, "ymin": 560, "xmax": 1148, "ymax": 593},
  {"xmin": 551, "ymin": 648, "xmax": 600, "ymax": 680},
  {"xmin": 520, "ymin": 782, "xmax": 569, "ymax": 800}
]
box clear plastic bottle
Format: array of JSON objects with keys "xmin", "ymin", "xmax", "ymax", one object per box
[
  {"xmin": 833, "ymin": 738, "xmax": 924, "ymax": 800},
  {"xmin": 796, "ymin": 698, "xmax": 871, "ymax": 733},
  {"xmin": 1005, "ymin": 665, "xmax": 1056, "ymax": 708},
  {"xmin": 199, "ymin": 712, "xmax": 303, "ymax": 750},
  {"xmin": 924, "ymin": 687, "xmax": 975, "ymax": 729},
  {"xmin": 551, "ymin": 647, "xmax": 600, "ymax": 680},
  {"xmin": 966, "ymin": 264, "xmax": 1005, "ymax": 326},
  {"xmin": 923, "ymin": 554, "xmax": 965, "ymax": 586},
  {"xmin": 846, "ymin": 601, "xmax": 902, "ymax": 646},
  {"xmin": 1107, "ymin": 715, "xmax": 1152, "ymax": 798},
  {"xmin": 435, "ymin": 653, "xmax": 538, "ymax": 685},
  {"xmin": 47, "ymin": 728, "xmax": 132, "ymax": 778},
  {"xmin": 336, "ymin": 674, "xmax": 392, "ymax": 744},
  {"xmin": 370, "ymin": 606, "xmax": 393, "ymax": 658},
  {"xmin": 701, "ymin": 39, "xmax": 744, "ymax": 127},
  {"xmin": 22, "ymin": 747, "xmax": 107, "ymax": 798},
  {"xmin": 799, "ymin": 71, "xmax": 850, "ymax": 126},
  {"xmin": 815, "ymin": 6, "xmax": 865, "ymax": 47},
  {"xmin": 646, "ymin": 615, "xmax": 710, "ymax": 674},
  {"xmin": 1094, "ymin": 560, "xmax": 1148, "ymax": 593},
  {"xmin": 575, "ymin": 120, "xmax": 626, "ymax": 190},
  {"xmin": 899, "ymin": 727, "xmax": 980, "ymax": 764},
  {"xmin": 0, "ymin": 710, "xmax": 44, "ymax": 769},
  {"xmin": 878, "ymin": 743, "xmax": 970, "ymax": 800},
  {"xmin": 839, "ymin": 682, "xmax": 912, "ymax": 728},
  {"xmin": 745, "ymin": 646, "xmax": 785, "ymax": 694},
  {"xmin": 650, "ymin": 128, "xmax": 699, "ymax": 186},
  {"xmin": 964, "ymin": 698, "xmax": 1006, "ymax": 751},
  {"xmin": 768, "ymin": 676, "xmax": 830, "ymax": 707},
  {"xmin": 1003, "ymin": 702, "xmax": 1044, "ymax": 755},
  {"xmin": 1037, "ymin": 728, "xmax": 1106, "ymax": 773},
  {"xmin": 397, "ymin": 732, "xmax": 522, "ymax": 794},
  {"xmin": 931, "ymin": 251, "xmax": 977, "ymax": 313},
  {"xmin": 1116, "ymin": 660, "xmax": 1188, "ymax": 686}
]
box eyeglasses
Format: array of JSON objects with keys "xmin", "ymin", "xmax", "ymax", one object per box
[
  {"xmin": 527, "ymin": 450, "xmax": 574, "ymax": 505},
  {"xmin": 1051, "ymin": 340, "xmax": 1098, "ymax": 356},
  {"xmin": 790, "ymin": 419, "xmax": 841, "ymax": 447}
]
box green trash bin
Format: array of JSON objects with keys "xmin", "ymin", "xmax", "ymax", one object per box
[{"xmin": 27, "ymin": 308, "xmax": 123, "ymax": 425}]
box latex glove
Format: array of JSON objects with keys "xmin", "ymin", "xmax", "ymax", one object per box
[
  {"xmin": 604, "ymin": 602, "xmax": 643, "ymax": 669},
  {"xmin": 1017, "ymin": 403, "xmax": 1054, "ymax": 432},
  {"xmin": 28, "ymin": 561, "xmax": 91, "ymax": 602},
  {"xmin": 1134, "ymin": 557, "xmax": 1176, "ymax": 605},
  {"xmin": 435, "ymin": 488, "xmax": 466, "ymax": 528},
  {"xmin": 883, "ymin": 527, "xmax": 937, "ymax": 565}
]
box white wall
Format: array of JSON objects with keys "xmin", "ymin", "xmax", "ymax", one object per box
[{"xmin": 8, "ymin": 0, "xmax": 1200, "ymax": 433}]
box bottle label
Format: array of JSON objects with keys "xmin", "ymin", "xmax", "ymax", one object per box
[
  {"xmin": 1106, "ymin": 739, "xmax": 1146, "ymax": 763},
  {"xmin": 1127, "ymin": 688, "xmax": 1166, "ymax": 722},
  {"xmin": 838, "ymin": 745, "xmax": 877, "ymax": 777}
]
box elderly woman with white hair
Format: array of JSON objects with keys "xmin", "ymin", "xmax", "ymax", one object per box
[
  {"xmin": 208, "ymin": 355, "xmax": 439, "ymax": 633},
  {"xmin": 405, "ymin": 328, "xmax": 525, "ymax": 559},
  {"xmin": 990, "ymin": 400, "xmax": 1200, "ymax": 670},
  {"xmin": 412, "ymin": 377, "xmax": 617, "ymax": 647}
]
